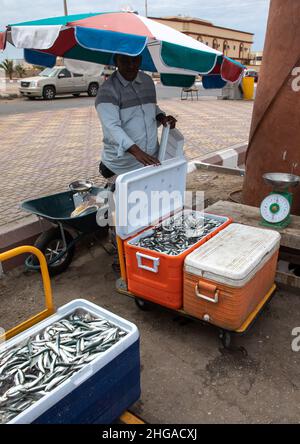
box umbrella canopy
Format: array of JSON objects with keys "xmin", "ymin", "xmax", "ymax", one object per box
[{"xmin": 1, "ymin": 11, "xmax": 244, "ymax": 88}]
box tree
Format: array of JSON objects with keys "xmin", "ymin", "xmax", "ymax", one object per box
[
  {"xmin": 0, "ymin": 59, "xmax": 14, "ymax": 80},
  {"xmin": 15, "ymin": 64, "xmax": 26, "ymax": 78}
]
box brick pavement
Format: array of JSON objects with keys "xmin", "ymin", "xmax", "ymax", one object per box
[{"xmin": 0, "ymin": 98, "xmax": 253, "ymax": 226}]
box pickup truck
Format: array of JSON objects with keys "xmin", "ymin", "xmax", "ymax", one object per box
[{"xmin": 19, "ymin": 66, "xmax": 104, "ymax": 99}]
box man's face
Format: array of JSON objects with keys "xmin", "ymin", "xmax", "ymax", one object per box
[{"xmin": 115, "ymin": 54, "xmax": 142, "ymax": 82}]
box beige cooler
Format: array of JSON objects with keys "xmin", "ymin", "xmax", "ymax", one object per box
[{"xmin": 183, "ymin": 223, "xmax": 281, "ymax": 331}]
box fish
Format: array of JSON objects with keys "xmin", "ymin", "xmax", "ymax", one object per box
[
  {"xmin": 136, "ymin": 214, "xmax": 223, "ymax": 255},
  {"xmin": 0, "ymin": 311, "xmax": 127, "ymax": 424}
]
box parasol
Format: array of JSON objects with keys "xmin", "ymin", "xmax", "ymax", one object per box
[{"xmin": 0, "ymin": 11, "xmax": 244, "ymax": 88}]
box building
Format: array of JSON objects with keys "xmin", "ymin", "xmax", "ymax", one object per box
[
  {"xmin": 151, "ymin": 16, "xmax": 254, "ymax": 65},
  {"xmin": 249, "ymin": 51, "xmax": 263, "ymax": 71}
]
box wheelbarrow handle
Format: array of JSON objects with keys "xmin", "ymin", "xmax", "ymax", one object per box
[{"xmin": 0, "ymin": 246, "xmax": 54, "ymax": 341}]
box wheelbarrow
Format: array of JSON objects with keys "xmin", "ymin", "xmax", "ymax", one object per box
[{"xmin": 21, "ymin": 181, "xmax": 109, "ymax": 276}]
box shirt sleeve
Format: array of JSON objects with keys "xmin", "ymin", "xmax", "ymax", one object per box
[
  {"xmin": 96, "ymin": 103, "xmax": 135, "ymax": 157},
  {"xmin": 156, "ymin": 105, "xmax": 165, "ymax": 117}
]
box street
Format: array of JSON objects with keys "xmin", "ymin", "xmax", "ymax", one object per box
[
  {"xmin": 0, "ymin": 88, "xmax": 299, "ymax": 425},
  {"xmin": 0, "ymin": 93, "xmax": 252, "ymax": 227},
  {"xmin": 1, "ymin": 241, "xmax": 299, "ymax": 424},
  {"xmin": 0, "ymin": 83, "xmax": 221, "ymax": 115},
  {"xmin": 1, "ymin": 0, "xmax": 299, "ymax": 427}
]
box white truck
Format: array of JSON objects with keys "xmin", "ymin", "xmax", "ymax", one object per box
[{"xmin": 19, "ymin": 66, "xmax": 104, "ymax": 100}]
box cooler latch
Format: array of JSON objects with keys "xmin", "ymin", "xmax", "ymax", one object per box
[
  {"xmin": 136, "ymin": 252, "xmax": 160, "ymax": 273},
  {"xmin": 195, "ymin": 281, "xmax": 219, "ymax": 304}
]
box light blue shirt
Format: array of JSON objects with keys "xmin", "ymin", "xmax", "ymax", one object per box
[{"xmin": 95, "ymin": 71, "xmax": 165, "ymax": 175}]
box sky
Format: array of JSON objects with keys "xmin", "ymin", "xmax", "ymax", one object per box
[{"xmin": 0, "ymin": 0, "xmax": 271, "ymax": 61}]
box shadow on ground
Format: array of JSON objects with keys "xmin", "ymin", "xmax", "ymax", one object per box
[{"xmin": 1, "ymin": 237, "xmax": 300, "ymax": 424}]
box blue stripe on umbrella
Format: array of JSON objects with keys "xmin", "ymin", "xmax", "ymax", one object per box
[
  {"xmin": 224, "ymin": 56, "xmax": 245, "ymax": 68},
  {"xmin": 74, "ymin": 27, "xmax": 148, "ymax": 57},
  {"xmin": 24, "ymin": 49, "xmax": 56, "ymax": 68},
  {"xmin": 202, "ymin": 74, "xmax": 227, "ymax": 89},
  {"xmin": 140, "ymin": 47, "xmax": 157, "ymax": 72}
]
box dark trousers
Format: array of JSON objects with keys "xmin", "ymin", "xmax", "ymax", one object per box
[{"xmin": 99, "ymin": 162, "xmax": 118, "ymax": 262}]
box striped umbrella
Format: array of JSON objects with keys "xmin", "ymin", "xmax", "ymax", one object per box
[{"xmin": 0, "ymin": 11, "xmax": 244, "ymax": 88}]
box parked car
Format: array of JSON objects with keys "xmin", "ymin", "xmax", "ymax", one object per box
[
  {"xmin": 19, "ymin": 66, "xmax": 104, "ymax": 99},
  {"xmin": 244, "ymin": 69, "xmax": 259, "ymax": 83},
  {"xmin": 102, "ymin": 65, "xmax": 115, "ymax": 78}
]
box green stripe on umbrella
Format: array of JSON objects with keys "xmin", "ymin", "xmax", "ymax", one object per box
[
  {"xmin": 64, "ymin": 45, "xmax": 112, "ymax": 65},
  {"xmin": 8, "ymin": 12, "xmax": 112, "ymax": 27},
  {"xmin": 161, "ymin": 41, "xmax": 218, "ymax": 74},
  {"xmin": 160, "ymin": 74, "xmax": 196, "ymax": 88}
]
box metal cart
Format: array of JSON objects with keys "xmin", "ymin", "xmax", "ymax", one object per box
[{"xmin": 115, "ymin": 237, "xmax": 277, "ymax": 349}]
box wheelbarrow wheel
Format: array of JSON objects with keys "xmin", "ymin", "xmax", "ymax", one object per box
[{"xmin": 33, "ymin": 227, "xmax": 75, "ymax": 276}]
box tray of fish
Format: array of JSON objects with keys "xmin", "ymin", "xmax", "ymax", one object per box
[
  {"xmin": 133, "ymin": 211, "xmax": 228, "ymax": 256},
  {"xmin": 0, "ymin": 299, "xmax": 139, "ymax": 424}
]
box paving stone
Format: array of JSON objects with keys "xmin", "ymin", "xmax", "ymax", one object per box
[{"xmin": 0, "ymin": 99, "xmax": 253, "ymax": 226}]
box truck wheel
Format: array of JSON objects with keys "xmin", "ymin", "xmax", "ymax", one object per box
[
  {"xmin": 43, "ymin": 86, "xmax": 56, "ymax": 100},
  {"xmin": 87, "ymin": 83, "xmax": 99, "ymax": 97},
  {"xmin": 33, "ymin": 228, "xmax": 75, "ymax": 276}
]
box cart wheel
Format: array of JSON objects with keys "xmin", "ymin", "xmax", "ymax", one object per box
[
  {"xmin": 33, "ymin": 227, "xmax": 75, "ymax": 276},
  {"xmin": 135, "ymin": 298, "xmax": 150, "ymax": 311},
  {"xmin": 219, "ymin": 330, "xmax": 232, "ymax": 349}
]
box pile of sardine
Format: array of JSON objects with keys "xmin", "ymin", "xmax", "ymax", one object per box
[
  {"xmin": 0, "ymin": 311, "xmax": 127, "ymax": 424},
  {"xmin": 136, "ymin": 213, "xmax": 223, "ymax": 256}
]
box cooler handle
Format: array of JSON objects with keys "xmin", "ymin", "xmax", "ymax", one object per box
[
  {"xmin": 136, "ymin": 252, "xmax": 160, "ymax": 273},
  {"xmin": 195, "ymin": 281, "xmax": 219, "ymax": 304}
]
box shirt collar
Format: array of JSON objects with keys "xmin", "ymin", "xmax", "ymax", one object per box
[{"xmin": 116, "ymin": 70, "xmax": 142, "ymax": 87}]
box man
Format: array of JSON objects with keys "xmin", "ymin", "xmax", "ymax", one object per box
[
  {"xmin": 95, "ymin": 54, "xmax": 177, "ymax": 185},
  {"xmin": 95, "ymin": 54, "xmax": 177, "ymax": 270}
]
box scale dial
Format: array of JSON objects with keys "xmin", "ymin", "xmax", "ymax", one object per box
[{"xmin": 260, "ymin": 193, "xmax": 291, "ymax": 224}]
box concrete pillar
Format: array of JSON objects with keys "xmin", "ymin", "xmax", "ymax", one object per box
[{"xmin": 242, "ymin": 0, "xmax": 300, "ymax": 214}]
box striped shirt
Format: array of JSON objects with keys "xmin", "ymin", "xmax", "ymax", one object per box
[{"xmin": 95, "ymin": 70, "xmax": 164, "ymax": 175}]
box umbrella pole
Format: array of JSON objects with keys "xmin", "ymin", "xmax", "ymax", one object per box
[
  {"xmin": 145, "ymin": 0, "xmax": 148, "ymax": 17},
  {"xmin": 63, "ymin": 0, "xmax": 68, "ymax": 16}
]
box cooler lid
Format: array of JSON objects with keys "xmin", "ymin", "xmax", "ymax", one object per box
[
  {"xmin": 158, "ymin": 126, "xmax": 184, "ymax": 162},
  {"xmin": 184, "ymin": 223, "xmax": 281, "ymax": 284},
  {"xmin": 115, "ymin": 157, "xmax": 187, "ymax": 239}
]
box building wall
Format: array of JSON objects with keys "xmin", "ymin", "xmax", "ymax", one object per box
[
  {"xmin": 152, "ymin": 17, "xmax": 254, "ymax": 64},
  {"xmin": 249, "ymin": 51, "xmax": 263, "ymax": 67}
]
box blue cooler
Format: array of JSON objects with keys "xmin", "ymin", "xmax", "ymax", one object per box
[{"xmin": 1, "ymin": 300, "xmax": 140, "ymax": 424}]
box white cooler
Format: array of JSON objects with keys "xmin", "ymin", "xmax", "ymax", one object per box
[{"xmin": 183, "ymin": 223, "xmax": 281, "ymax": 331}]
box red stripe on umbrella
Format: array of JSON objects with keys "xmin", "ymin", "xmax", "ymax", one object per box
[
  {"xmin": 0, "ymin": 31, "xmax": 7, "ymax": 51},
  {"xmin": 221, "ymin": 57, "xmax": 244, "ymax": 82},
  {"xmin": 42, "ymin": 28, "xmax": 77, "ymax": 56},
  {"xmin": 68, "ymin": 12, "xmax": 154, "ymax": 38},
  {"xmin": 210, "ymin": 63, "xmax": 221, "ymax": 75}
]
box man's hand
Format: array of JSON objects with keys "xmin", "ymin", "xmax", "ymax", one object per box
[
  {"xmin": 127, "ymin": 144, "xmax": 161, "ymax": 166},
  {"xmin": 156, "ymin": 114, "xmax": 177, "ymax": 129}
]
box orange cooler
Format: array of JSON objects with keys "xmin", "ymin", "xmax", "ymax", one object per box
[
  {"xmin": 115, "ymin": 157, "xmax": 231, "ymax": 310},
  {"xmin": 124, "ymin": 211, "xmax": 231, "ymax": 309},
  {"xmin": 183, "ymin": 224, "xmax": 281, "ymax": 330}
]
